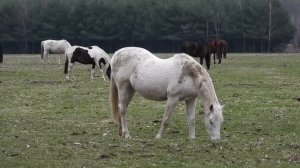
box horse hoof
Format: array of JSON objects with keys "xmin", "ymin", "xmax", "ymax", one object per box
[
  {"xmin": 124, "ymin": 134, "xmax": 131, "ymax": 139},
  {"xmin": 155, "ymin": 134, "xmax": 162, "ymax": 139},
  {"xmin": 189, "ymin": 136, "xmax": 196, "ymax": 140}
]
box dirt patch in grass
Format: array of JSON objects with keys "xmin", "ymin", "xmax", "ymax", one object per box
[{"xmin": 27, "ymin": 80, "xmax": 63, "ymax": 85}]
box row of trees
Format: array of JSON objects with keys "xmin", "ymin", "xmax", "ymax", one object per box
[{"xmin": 0, "ymin": 0, "xmax": 296, "ymax": 53}]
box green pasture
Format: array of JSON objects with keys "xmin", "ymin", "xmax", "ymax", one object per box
[{"xmin": 0, "ymin": 53, "xmax": 299, "ymax": 167}]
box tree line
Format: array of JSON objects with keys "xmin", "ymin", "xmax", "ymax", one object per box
[{"xmin": 0, "ymin": 0, "xmax": 296, "ymax": 53}]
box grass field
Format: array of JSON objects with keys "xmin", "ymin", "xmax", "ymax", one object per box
[{"xmin": 1, "ymin": 53, "xmax": 299, "ymax": 167}]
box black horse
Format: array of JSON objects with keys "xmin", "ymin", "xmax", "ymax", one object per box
[{"xmin": 181, "ymin": 41, "xmax": 211, "ymax": 70}]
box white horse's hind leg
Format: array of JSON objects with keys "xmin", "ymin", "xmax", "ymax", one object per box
[
  {"xmin": 156, "ymin": 97, "xmax": 178, "ymax": 139},
  {"xmin": 186, "ymin": 99, "xmax": 196, "ymax": 139},
  {"xmin": 96, "ymin": 63, "xmax": 106, "ymax": 81},
  {"xmin": 118, "ymin": 83, "xmax": 135, "ymax": 139}
]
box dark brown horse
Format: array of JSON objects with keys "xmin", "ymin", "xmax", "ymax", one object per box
[
  {"xmin": 209, "ymin": 39, "xmax": 227, "ymax": 64},
  {"xmin": 181, "ymin": 41, "xmax": 211, "ymax": 70}
]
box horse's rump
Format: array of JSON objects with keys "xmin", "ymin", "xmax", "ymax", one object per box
[
  {"xmin": 209, "ymin": 39, "xmax": 228, "ymax": 63},
  {"xmin": 181, "ymin": 41, "xmax": 197, "ymax": 56},
  {"xmin": 41, "ymin": 41, "xmax": 44, "ymax": 59},
  {"xmin": 181, "ymin": 41, "xmax": 210, "ymax": 69}
]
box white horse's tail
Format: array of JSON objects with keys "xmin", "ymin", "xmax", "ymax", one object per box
[
  {"xmin": 41, "ymin": 41, "xmax": 44, "ymax": 59},
  {"xmin": 110, "ymin": 75, "xmax": 120, "ymax": 124}
]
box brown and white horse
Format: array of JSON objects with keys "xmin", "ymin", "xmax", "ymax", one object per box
[
  {"xmin": 110, "ymin": 47, "xmax": 224, "ymax": 140},
  {"xmin": 64, "ymin": 45, "xmax": 111, "ymax": 81}
]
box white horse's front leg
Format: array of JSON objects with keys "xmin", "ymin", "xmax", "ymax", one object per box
[
  {"xmin": 90, "ymin": 68, "xmax": 95, "ymax": 80},
  {"xmin": 156, "ymin": 97, "xmax": 178, "ymax": 139},
  {"xmin": 58, "ymin": 55, "xmax": 61, "ymax": 64},
  {"xmin": 186, "ymin": 99, "xmax": 196, "ymax": 139},
  {"xmin": 66, "ymin": 62, "xmax": 75, "ymax": 81},
  {"xmin": 97, "ymin": 63, "xmax": 106, "ymax": 81},
  {"xmin": 100, "ymin": 69, "xmax": 106, "ymax": 81}
]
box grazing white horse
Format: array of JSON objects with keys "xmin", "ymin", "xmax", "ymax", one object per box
[
  {"xmin": 41, "ymin": 39, "xmax": 71, "ymax": 64},
  {"xmin": 110, "ymin": 47, "xmax": 224, "ymax": 140},
  {"xmin": 64, "ymin": 45, "xmax": 111, "ymax": 81}
]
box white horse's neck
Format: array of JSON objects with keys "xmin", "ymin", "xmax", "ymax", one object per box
[{"xmin": 198, "ymin": 73, "xmax": 220, "ymax": 109}]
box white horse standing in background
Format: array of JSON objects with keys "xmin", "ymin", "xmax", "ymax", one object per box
[
  {"xmin": 64, "ymin": 45, "xmax": 111, "ymax": 81},
  {"xmin": 110, "ymin": 47, "xmax": 224, "ymax": 140},
  {"xmin": 41, "ymin": 39, "xmax": 71, "ymax": 64}
]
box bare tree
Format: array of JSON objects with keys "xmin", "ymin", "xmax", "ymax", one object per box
[
  {"xmin": 268, "ymin": 0, "xmax": 273, "ymax": 53},
  {"xmin": 237, "ymin": 0, "xmax": 246, "ymax": 53},
  {"xmin": 19, "ymin": 0, "xmax": 29, "ymax": 53}
]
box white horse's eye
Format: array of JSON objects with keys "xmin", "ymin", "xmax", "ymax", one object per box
[{"xmin": 210, "ymin": 120, "xmax": 214, "ymax": 125}]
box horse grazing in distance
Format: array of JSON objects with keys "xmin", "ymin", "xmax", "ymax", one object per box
[
  {"xmin": 110, "ymin": 47, "xmax": 223, "ymax": 140},
  {"xmin": 41, "ymin": 39, "xmax": 71, "ymax": 64},
  {"xmin": 209, "ymin": 39, "xmax": 228, "ymax": 64},
  {"xmin": 64, "ymin": 45, "xmax": 111, "ymax": 81},
  {"xmin": 181, "ymin": 41, "xmax": 211, "ymax": 70}
]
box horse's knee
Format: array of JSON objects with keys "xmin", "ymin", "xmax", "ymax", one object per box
[
  {"xmin": 162, "ymin": 117, "xmax": 170, "ymax": 127},
  {"xmin": 200, "ymin": 60, "xmax": 204, "ymax": 65}
]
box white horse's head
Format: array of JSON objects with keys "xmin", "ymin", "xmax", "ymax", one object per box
[{"xmin": 204, "ymin": 104, "xmax": 224, "ymax": 140}]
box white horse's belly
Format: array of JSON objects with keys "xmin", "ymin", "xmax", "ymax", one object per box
[
  {"xmin": 131, "ymin": 82, "xmax": 168, "ymax": 101},
  {"xmin": 49, "ymin": 46, "xmax": 65, "ymax": 53},
  {"xmin": 130, "ymin": 75, "xmax": 168, "ymax": 101}
]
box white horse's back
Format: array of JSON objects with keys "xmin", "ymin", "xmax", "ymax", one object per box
[{"xmin": 42, "ymin": 39, "xmax": 71, "ymax": 52}]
